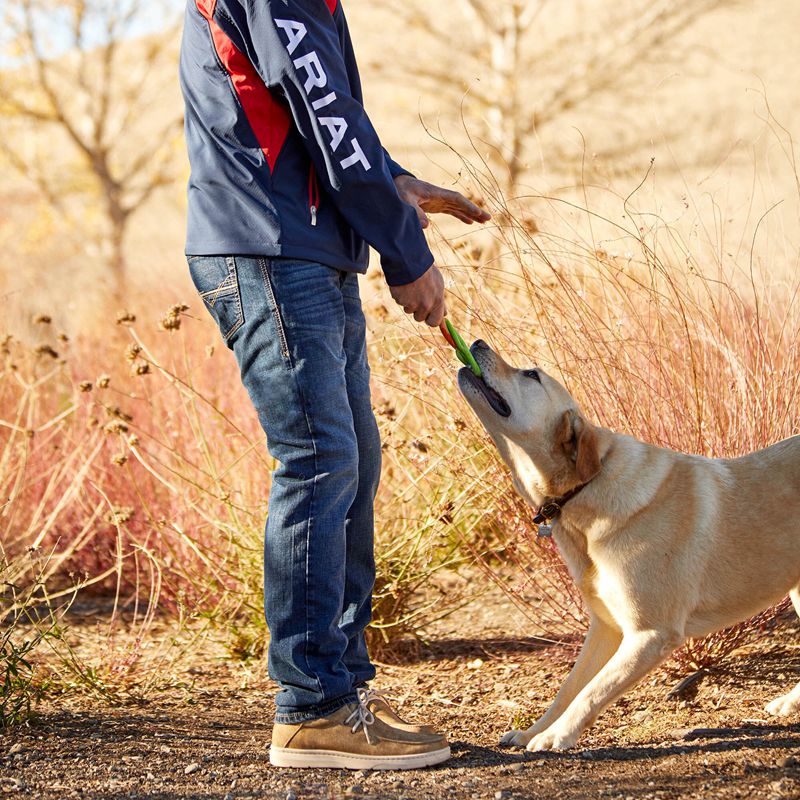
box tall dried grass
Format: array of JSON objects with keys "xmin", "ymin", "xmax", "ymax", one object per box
[
  {"xmin": 2, "ymin": 147, "xmax": 798, "ymax": 717},
  {"xmin": 0, "ymin": 300, "xmax": 475, "ymax": 715},
  {"xmin": 408, "ymin": 149, "xmax": 800, "ymax": 668}
]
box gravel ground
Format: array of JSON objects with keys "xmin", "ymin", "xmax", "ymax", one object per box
[{"xmin": 3, "ymin": 618, "xmax": 800, "ymax": 800}]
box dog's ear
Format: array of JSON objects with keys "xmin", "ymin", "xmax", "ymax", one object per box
[
  {"xmin": 559, "ymin": 411, "xmax": 601, "ymax": 483},
  {"xmin": 575, "ymin": 417, "xmax": 601, "ymax": 482}
]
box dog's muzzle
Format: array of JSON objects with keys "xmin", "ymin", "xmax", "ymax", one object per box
[{"xmin": 459, "ymin": 367, "xmax": 511, "ymax": 417}]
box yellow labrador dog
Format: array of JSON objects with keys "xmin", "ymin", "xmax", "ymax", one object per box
[{"xmin": 458, "ymin": 339, "xmax": 800, "ymax": 752}]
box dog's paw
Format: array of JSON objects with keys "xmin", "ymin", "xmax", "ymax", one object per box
[
  {"xmin": 766, "ymin": 692, "xmax": 800, "ymax": 718},
  {"xmin": 499, "ymin": 729, "xmax": 533, "ymax": 748},
  {"xmin": 525, "ymin": 726, "xmax": 578, "ymax": 752}
]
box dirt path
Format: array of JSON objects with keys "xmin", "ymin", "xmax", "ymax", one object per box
[{"xmin": 4, "ymin": 627, "xmax": 800, "ymax": 800}]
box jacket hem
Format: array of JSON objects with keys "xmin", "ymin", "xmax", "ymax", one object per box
[{"xmin": 185, "ymin": 242, "xmax": 369, "ymax": 274}]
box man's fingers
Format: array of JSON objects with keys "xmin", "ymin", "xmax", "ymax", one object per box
[
  {"xmin": 436, "ymin": 204, "xmax": 477, "ymax": 224},
  {"xmin": 407, "ymin": 201, "xmax": 428, "ymax": 229},
  {"xmin": 446, "ymin": 194, "xmax": 491, "ymax": 222},
  {"xmin": 389, "ymin": 264, "xmax": 445, "ymax": 325},
  {"xmin": 425, "ymin": 298, "xmax": 446, "ymax": 327},
  {"xmin": 450, "ymin": 211, "xmax": 476, "ymax": 225},
  {"xmin": 420, "ymin": 189, "xmax": 491, "ymax": 223}
]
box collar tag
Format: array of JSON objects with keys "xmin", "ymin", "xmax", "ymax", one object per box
[
  {"xmin": 533, "ymin": 501, "xmax": 563, "ymax": 537},
  {"xmin": 532, "ymin": 469, "xmax": 601, "ymax": 535},
  {"xmin": 534, "ymin": 502, "xmax": 562, "ymax": 524}
]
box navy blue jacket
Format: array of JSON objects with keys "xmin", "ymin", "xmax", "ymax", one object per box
[{"xmin": 179, "ymin": 0, "xmax": 434, "ymax": 286}]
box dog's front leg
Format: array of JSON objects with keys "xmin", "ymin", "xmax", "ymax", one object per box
[
  {"xmin": 500, "ymin": 618, "xmax": 622, "ymax": 748},
  {"xmin": 525, "ymin": 628, "xmax": 681, "ymax": 752}
]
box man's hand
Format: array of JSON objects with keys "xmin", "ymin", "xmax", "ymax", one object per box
[
  {"xmin": 389, "ymin": 176, "xmax": 489, "ymax": 327},
  {"xmin": 389, "ymin": 265, "xmax": 446, "ymax": 328},
  {"xmin": 394, "ymin": 175, "xmax": 491, "ymax": 229}
]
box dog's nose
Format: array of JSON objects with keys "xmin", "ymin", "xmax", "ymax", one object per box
[{"xmin": 473, "ymin": 339, "xmax": 489, "ymax": 350}]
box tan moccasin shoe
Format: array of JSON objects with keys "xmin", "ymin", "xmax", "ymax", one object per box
[
  {"xmin": 360, "ymin": 688, "xmax": 437, "ymax": 735},
  {"xmin": 269, "ymin": 693, "xmax": 449, "ymax": 770}
]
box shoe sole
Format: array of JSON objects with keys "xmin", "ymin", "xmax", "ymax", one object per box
[{"xmin": 269, "ymin": 744, "xmax": 450, "ymax": 770}]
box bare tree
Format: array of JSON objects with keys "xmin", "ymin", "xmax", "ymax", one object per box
[
  {"xmin": 381, "ymin": 0, "xmax": 739, "ymax": 195},
  {"xmin": 0, "ymin": 0, "xmax": 183, "ymax": 302}
]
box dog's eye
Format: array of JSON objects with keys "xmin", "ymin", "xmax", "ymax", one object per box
[{"xmin": 522, "ymin": 369, "xmax": 541, "ymax": 382}]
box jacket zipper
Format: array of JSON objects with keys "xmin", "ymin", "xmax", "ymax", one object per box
[{"xmin": 308, "ymin": 163, "xmax": 320, "ymax": 226}]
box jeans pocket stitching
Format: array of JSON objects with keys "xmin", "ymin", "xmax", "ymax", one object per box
[
  {"xmin": 199, "ymin": 274, "xmax": 236, "ymax": 301},
  {"xmin": 224, "ymin": 256, "xmax": 244, "ymax": 341},
  {"xmin": 259, "ymin": 258, "xmax": 291, "ymax": 365},
  {"xmin": 194, "ymin": 257, "xmax": 243, "ymax": 342}
]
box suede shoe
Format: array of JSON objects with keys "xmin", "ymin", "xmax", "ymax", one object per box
[
  {"xmin": 269, "ymin": 693, "xmax": 449, "ymax": 770},
  {"xmin": 360, "ymin": 688, "xmax": 437, "ymax": 735}
]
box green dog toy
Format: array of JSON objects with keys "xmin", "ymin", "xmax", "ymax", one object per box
[{"xmin": 439, "ymin": 320, "xmax": 482, "ymax": 378}]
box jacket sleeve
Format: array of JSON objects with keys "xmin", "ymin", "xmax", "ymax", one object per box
[{"xmin": 240, "ymin": 0, "xmax": 433, "ymax": 286}]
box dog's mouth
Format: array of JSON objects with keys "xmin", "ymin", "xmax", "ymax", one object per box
[{"xmin": 459, "ymin": 367, "xmax": 511, "ymax": 417}]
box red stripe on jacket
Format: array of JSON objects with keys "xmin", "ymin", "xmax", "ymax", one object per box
[{"xmin": 196, "ymin": 0, "xmax": 291, "ymax": 173}]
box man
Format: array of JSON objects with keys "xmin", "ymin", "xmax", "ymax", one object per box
[{"xmin": 179, "ymin": 0, "xmax": 490, "ymax": 770}]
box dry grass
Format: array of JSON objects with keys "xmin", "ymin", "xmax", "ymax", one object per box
[
  {"xmin": 0, "ymin": 300, "xmax": 478, "ymax": 718},
  {"xmin": 3, "ymin": 129, "xmax": 800, "ymax": 720},
  {"xmin": 413, "ymin": 146, "xmax": 800, "ymax": 667}
]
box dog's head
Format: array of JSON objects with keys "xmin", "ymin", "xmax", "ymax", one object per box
[{"xmin": 457, "ymin": 340, "xmax": 602, "ymax": 505}]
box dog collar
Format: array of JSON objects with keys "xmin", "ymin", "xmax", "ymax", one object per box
[{"xmin": 533, "ymin": 482, "xmax": 592, "ymax": 538}]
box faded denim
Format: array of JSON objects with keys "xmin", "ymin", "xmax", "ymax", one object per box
[{"xmin": 187, "ymin": 255, "xmax": 380, "ymax": 723}]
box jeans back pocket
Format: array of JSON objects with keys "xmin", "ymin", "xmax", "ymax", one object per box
[{"xmin": 187, "ymin": 255, "xmax": 244, "ymax": 343}]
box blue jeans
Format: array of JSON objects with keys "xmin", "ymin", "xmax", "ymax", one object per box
[{"xmin": 187, "ymin": 256, "xmax": 380, "ymax": 723}]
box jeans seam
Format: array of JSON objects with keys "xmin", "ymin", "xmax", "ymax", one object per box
[
  {"xmin": 264, "ymin": 258, "xmax": 325, "ymax": 703},
  {"xmin": 259, "ymin": 257, "xmax": 291, "ymax": 364},
  {"xmin": 225, "ymin": 256, "xmax": 244, "ymax": 341},
  {"xmin": 300, "ymin": 368, "xmax": 324, "ymax": 704}
]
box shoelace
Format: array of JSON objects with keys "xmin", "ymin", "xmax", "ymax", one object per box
[
  {"xmin": 345, "ymin": 688, "xmax": 376, "ymax": 743},
  {"xmin": 359, "ymin": 687, "xmax": 390, "ymax": 711}
]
